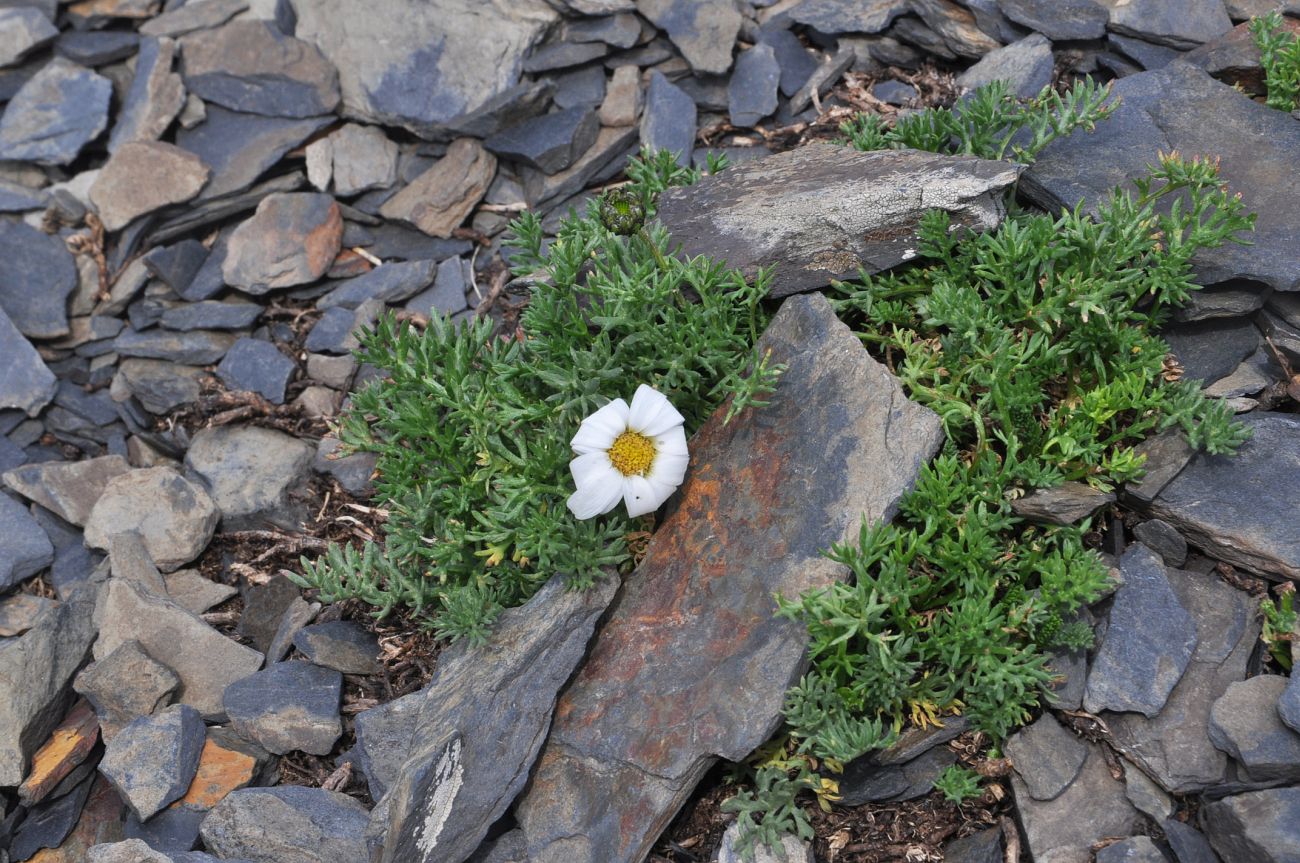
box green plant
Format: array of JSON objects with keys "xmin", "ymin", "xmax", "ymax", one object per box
[
  {"xmin": 1251, "ymin": 11, "xmax": 1300, "ymax": 111},
  {"xmin": 933, "ymin": 764, "xmax": 983, "ymax": 804},
  {"xmin": 1262, "ymin": 582, "xmax": 1296, "ymax": 671},
  {"xmin": 293, "ymin": 149, "xmax": 776, "ymax": 642}
]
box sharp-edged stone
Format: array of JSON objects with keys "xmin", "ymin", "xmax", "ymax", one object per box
[
  {"xmin": 99, "ymin": 704, "xmax": 205, "ymax": 821},
  {"xmin": 84, "ymin": 467, "xmax": 219, "ymax": 572},
  {"xmin": 0, "ymin": 58, "xmax": 111, "ymax": 165},
  {"xmin": 108, "ymin": 35, "xmax": 184, "ymax": 153},
  {"xmin": 199, "ymin": 786, "xmax": 370, "ymax": 863},
  {"xmin": 0, "ymin": 219, "xmax": 78, "ymax": 339},
  {"xmin": 74, "ymin": 639, "xmax": 179, "ymax": 739}
]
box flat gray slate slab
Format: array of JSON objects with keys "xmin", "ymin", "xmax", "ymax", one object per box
[
  {"xmin": 0, "ymin": 219, "xmax": 78, "ymax": 339},
  {"xmin": 371, "ymin": 572, "xmax": 620, "ymax": 863},
  {"xmin": 0, "ymin": 491, "xmax": 54, "ymax": 590},
  {"xmin": 1024, "ymin": 63, "xmax": 1300, "ymax": 293},
  {"xmin": 223, "ymin": 661, "xmax": 342, "ymax": 756},
  {"xmin": 1147, "ymin": 412, "xmax": 1300, "ymax": 580},
  {"xmin": 655, "ymin": 144, "xmax": 1021, "ymax": 298},
  {"xmin": 497, "ymin": 293, "xmax": 943, "ymax": 863},
  {"xmin": 100, "ymin": 704, "xmax": 205, "ymax": 820},
  {"xmin": 1207, "ymin": 676, "xmax": 1300, "ymax": 782},
  {"xmin": 201, "ymin": 786, "xmax": 370, "ymax": 863},
  {"xmin": 0, "ymin": 305, "xmax": 57, "ymax": 416},
  {"xmin": 1202, "ymin": 787, "xmax": 1300, "ymax": 863},
  {"xmin": 0, "ymin": 57, "xmax": 111, "ymax": 164}
]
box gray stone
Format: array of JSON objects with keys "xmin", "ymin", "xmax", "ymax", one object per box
[
  {"xmin": 0, "ymin": 8, "xmax": 56, "ymax": 67},
  {"xmin": 109, "ymin": 36, "xmax": 185, "ymax": 153},
  {"xmin": 90, "ymin": 141, "xmax": 210, "ymax": 232},
  {"xmin": 373, "ymin": 573, "xmax": 620, "ymax": 863},
  {"xmin": 787, "ymin": 44, "xmax": 855, "ymax": 115},
  {"xmin": 501, "ymin": 293, "xmax": 944, "ymax": 863},
  {"xmin": 3, "ymin": 454, "xmax": 131, "ymax": 527},
  {"xmin": 656, "ymin": 144, "xmax": 1021, "ymax": 299},
  {"xmin": 1006, "ymin": 713, "xmax": 1088, "ymax": 802},
  {"xmin": 264, "ymin": 597, "xmax": 320, "ymax": 664},
  {"xmin": 1107, "ymin": 564, "xmax": 1261, "ymax": 793},
  {"xmin": 99, "ymin": 704, "xmax": 204, "ymax": 820},
  {"xmin": 787, "ymin": 0, "xmax": 910, "ymax": 33},
  {"xmin": 0, "ymin": 175, "xmax": 48, "ymax": 210},
  {"xmin": 55, "ymin": 30, "xmax": 141, "ymax": 65},
  {"xmin": 87, "ymin": 838, "xmax": 174, "ymax": 862},
  {"xmin": 521, "ymin": 124, "xmax": 639, "ymax": 208},
  {"xmin": 1108, "ymin": 33, "xmax": 1184, "ymax": 71},
  {"xmin": 1281, "ymin": 672, "xmax": 1300, "ymax": 735},
  {"xmin": 313, "ymin": 435, "xmax": 377, "ymax": 496},
  {"xmin": 836, "ymin": 745, "xmax": 956, "ymax": 804},
  {"xmin": 95, "ymin": 577, "xmax": 263, "ymax": 719},
  {"xmin": 1202, "ymin": 788, "xmax": 1300, "ymax": 863},
  {"xmin": 352, "ymin": 689, "xmax": 422, "ymax": 800},
  {"xmin": 0, "ymin": 592, "xmax": 53, "ymax": 637},
  {"xmin": 161, "ymin": 568, "xmax": 237, "ymax": 616},
  {"xmin": 84, "ymin": 467, "xmax": 220, "ymax": 572},
  {"xmin": 551, "ymin": 64, "xmax": 607, "ymax": 111},
  {"xmin": 160, "ymin": 300, "xmax": 261, "ymax": 331},
  {"xmin": 0, "ymin": 58, "xmax": 111, "ymax": 165},
  {"xmin": 1085, "ymin": 545, "xmax": 1197, "ymax": 717},
  {"xmin": 1105, "ymin": 0, "xmax": 1232, "ymax": 49},
  {"xmin": 1163, "ymin": 819, "xmax": 1223, "ymax": 863},
  {"xmin": 9, "ymin": 770, "xmax": 96, "ymax": 860},
  {"xmin": 0, "ymin": 306, "xmax": 57, "ymax": 416},
  {"xmin": 1133, "ymin": 519, "xmax": 1188, "ymax": 567},
  {"xmin": 485, "ymin": 107, "xmax": 599, "ymax": 174},
  {"xmin": 289, "ymin": 0, "xmax": 558, "ymax": 136},
  {"xmin": 115, "ymin": 359, "xmax": 207, "ymax": 414},
  {"xmin": 200, "ymin": 786, "xmax": 369, "ymax": 863},
  {"xmin": 303, "ymin": 300, "xmax": 382, "ymax": 355},
  {"xmin": 0, "ymin": 220, "xmax": 78, "ymax": 339},
  {"xmin": 181, "ymin": 20, "xmax": 339, "ymax": 118},
  {"xmin": 1124, "ymin": 429, "xmax": 1196, "ymax": 506},
  {"xmin": 107, "ymin": 530, "xmax": 168, "ymax": 595},
  {"xmin": 728, "ymin": 43, "xmax": 780, "ymax": 127},
  {"xmin": 140, "ymin": 0, "xmax": 248, "ymax": 37},
  {"xmin": 0, "ymin": 587, "xmax": 96, "ymax": 785},
  {"xmin": 998, "ymin": 0, "xmax": 1107, "ymax": 39},
  {"xmin": 223, "ymin": 660, "xmax": 341, "ymax": 755},
  {"xmin": 113, "ymin": 328, "xmax": 237, "ymax": 364},
  {"xmin": 224, "ymin": 192, "xmax": 343, "ymax": 294},
  {"xmin": 305, "ymin": 353, "xmax": 356, "ymax": 389},
  {"xmin": 322, "ymin": 123, "xmax": 398, "ymax": 196},
  {"xmin": 871, "ymin": 79, "xmax": 918, "ymax": 105},
  {"xmin": 1124, "ymin": 766, "xmax": 1174, "ymax": 821},
  {"xmin": 213, "ymin": 338, "xmax": 296, "ymax": 405},
  {"xmin": 1148, "ymin": 413, "xmax": 1300, "ymax": 581},
  {"xmin": 958, "ymin": 32, "xmax": 1053, "ymax": 98},
  {"xmin": 403, "ymin": 258, "xmax": 469, "ymax": 319},
  {"xmin": 762, "ymin": 26, "xmax": 818, "ymax": 98},
  {"xmin": 176, "ymin": 106, "xmax": 333, "ymax": 201},
  {"xmin": 75, "ymin": 639, "xmax": 179, "ymax": 738},
  {"xmin": 1044, "ymin": 643, "xmax": 1089, "ymax": 710},
  {"xmin": 1012, "ymin": 742, "xmax": 1141, "ymax": 863},
  {"xmin": 523, "ymin": 40, "xmax": 608, "ymax": 73},
  {"xmin": 635, "ymin": 0, "xmax": 740, "ymax": 74},
  {"xmin": 943, "ymin": 828, "xmax": 1003, "ymax": 863},
  {"xmin": 1011, "ymin": 481, "xmax": 1115, "ymax": 525},
  {"xmin": 122, "ymin": 804, "xmax": 208, "ymax": 856},
  {"xmin": 185, "ymin": 424, "xmax": 313, "ymax": 529},
  {"xmin": 597, "ymin": 63, "xmax": 641, "ymax": 126},
  {"xmin": 1164, "ymin": 317, "xmax": 1261, "ymax": 386},
  {"xmin": 1097, "ymin": 836, "xmax": 1172, "ymax": 863},
  {"xmin": 1025, "ymin": 64, "xmax": 1300, "ymax": 294},
  {"xmin": 236, "ymin": 574, "xmax": 301, "ymax": 653},
  {"xmin": 1208, "ymin": 676, "xmax": 1300, "ymax": 781},
  {"xmin": 909, "ymin": 0, "xmax": 1001, "ymax": 58},
  {"xmin": 1174, "ymin": 280, "xmax": 1270, "ymax": 323},
  {"xmin": 0, "ymin": 490, "xmax": 53, "ymax": 589},
  {"xmin": 715, "ymin": 821, "xmax": 813, "ymax": 863},
  {"xmin": 565, "ymin": 12, "xmax": 640, "ymax": 47},
  {"xmin": 318, "ymin": 260, "xmax": 437, "ymax": 310},
  {"xmin": 292, "ymin": 620, "xmax": 380, "ymax": 674},
  {"xmin": 379, "ymin": 138, "xmax": 495, "ymax": 238},
  {"xmin": 640, "ymin": 70, "xmax": 696, "ymax": 166},
  {"xmin": 66, "ymin": 0, "xmax": 159, "ymax": 27}
]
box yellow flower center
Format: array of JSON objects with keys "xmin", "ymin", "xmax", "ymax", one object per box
[{"xmin": 608, "ymin": 430, "xmax": 656, "ymax": 477}]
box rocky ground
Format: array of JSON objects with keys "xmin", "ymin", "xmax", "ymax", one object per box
[{"xmin": 1, "ymin": 1, "xmax": 1299, "ymax": 862}]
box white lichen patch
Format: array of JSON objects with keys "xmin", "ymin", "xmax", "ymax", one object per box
[{"xmin": 413, "ymin": 736, "xmax": 465, "ymax": 860}]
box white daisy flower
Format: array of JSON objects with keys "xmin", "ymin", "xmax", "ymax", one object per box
[{"xmin": 566, "ymin": 384, "xmax": 690, "ymax": 520}]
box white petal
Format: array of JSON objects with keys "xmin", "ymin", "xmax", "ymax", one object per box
[
  {"xmin": 569, "ymin": 451, "xmax": 619, "ymax": 489},
  {"xmin": 567, "ymin": 472, "xmax": 624, "ymax": 519},
  {"xmin": 627, "ymin": 385, "xmax": 685, "ymax": 437},
  {"xmin": 652, "ymin": 425, "xmax": 688, "ymax": 459},
  {"xmin": 648, "ymin": 451, "xmax": 689, "ymax": 489},
  {"xmin": 571, "ymin": 399, "xmax": 630, "ymax": 454},
  {"xmin": 622, "ymin": 474, "xmax": 675, "ymax": 518}
]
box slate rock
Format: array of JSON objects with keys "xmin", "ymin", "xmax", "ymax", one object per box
[
  {"xmin": 1281, "ymin": 672, "xmax": 1300, "ymax": 735},
  {"xmin": 1026, "ymin": 64, "xmax": 1300, "ymax": 293},
  {"xmin": 181, "ymin": 20, "xmax": 339, "ymax": 118},
  {"xmin": 656, "ymin": 144, "xmax": 1021, "ymax": 299},
  {"xmin": 523, "ymin": 39, "xmax": 608, "ymax": 73},
  {"xmin": 0, "ymin": 306, "xmax": 57, "ymax": 416},
  {"xmin": 318, "ymin": 260, "xmax": 437, "ymax": 310},
  {"xmin": 351, "ymin": 690, "xmax": 422, "ymax": 800},
  {"xmin": 836, "ymin": 745, "xmax": 956, "ymax": 804},
  {"xmin": 222, "ymin": 661, "xmax": 341, "ymax": 756},
  {"xmin": 0, "ymin": 592, "xmax": 53, "ymax": 637},
  {"xmin": 74, "ymin": 640, "xmax": 179, "ymax": 738},
  {"xmin": 871, "ymin": 79, "xmax": 918, "ymax": 105},
  {"xmin": 161, "ymin": 568, "xmax": 237, "ymax": 617},
  {"xmin": 177, "ymin": 106, "xmax": 333, "ymax": 201},
  {"xmin": 551, "ymin": 64, "xmax": 607, "ymax": 111},
  {"xmin": 1207, "ymin": 676, "xmax": 1300, "ymax": 781},
  {"xmin": 55, "ymin": 29, "xmax": 140, "ymax": 65},
  {"xmin": 597, "ymin": 63, "xmax": 641, "ymax": 126},
  {"xmin": 565, "ymin": 11, "xmax": 640, "ymax": 47},
  {"xmin": 106, "ymin": 529, "xmax": 167, "ymax": 595},
  {"xmin": 521, "ymin": 124, "xmax": 639, "ymax": 208},
  {"xmin": 113, "ymin": 328, "xmax": 237, "ymax": 365},
  {"xmin": 160, "ymin": 300, "xmax": 261, "ymax": 332},
  {"xmin": 1133, "ymin": 519, "xmax": 1188, "ymax": 567},
  {"xmin": 1124, "ymin": 767, "xmax": 1174, "ymax": 821},
  {"xmin": 320, "ymin": 123, "xmax": 399, "ymax": 197},
  {"xmin": 0, "ymin": 587, "xmax": 97, "ymax": 786},
  {"xmin": 144, "ymin": 240, "xmax": 210, "ymax": 298},
  {"xmin": 289, "ymin": 0, "xmax": 558, "ymax": 136},
  {"xmin": 100, "ymin": 705, "xmax": 204, "ymax": 821},
  {"xmin": 84, "ymin": 467, "xmax": 219, "ymax": 572},
  {"xmin": 1163, "ymin": 317, "xmax": 1261, "ymax": 386},
  {"xmin": 635, "ymin": 0, "xmax": 739, "ymax": 74},
  {"xmin": 943, "ymin": 828, "xmax": 1004, "ymax": 863},
  {"xmin": 1163, "ymin": 818, "xmax": 1220, "ymax": 863},
  {"xmin": 115, "ymin": 359, "xmax": 207, "ymax": 415},
  {"xmin": 728, "ymin": 43, "xmax": 780, "ymax": 127},
  {"xmin": 90, "ymin": 142, "xmax": 210, "ymax": 232},
  {"xmin": 1202, "ymin": 788, "xmax": 1300, "ymax": 863},
  {"xmin": 957, "ymin": 32, "xmax": 1053, "ymax": 98},
  {"xmin": 0, "ymin": 7, "xmax": 57, "ymax": 67},
  {"xmin": 264, "ymin": 597, "xmax": 320, "ymax": 664},
  {"xmin": 292, "ymin": 620, "xmax": 380, "ymax": 675},
  {"xmin": 88, "ymin": 837, "xmax": 183, "ymax": 861},
  {"xmin": 0, "ymin": 58, "xmax": 111, "ymax": 164},
  {"xmin": 303, "ymin": 305, "xmax": 362, "ymax": 354},
  {"xmin": 1006, "ymin": 713, "xmax": 1088, "ymax": 802},
  {"xmin": 909, "ymin": 0, "xmax": 1001, "ymax": 58},
  {"xmin": 640, "ymin": 70, "xmax": 696, "ymax": 166},
  {"xmin": 224, "ymin": 192, "xmax": 343, "ymax": 294},
  {"xmin": 305, "ymin": 353, "xmax": 356, "ymax": 389},
  {"xmin": 140, "ymin": 0, "xmax": 248, "ymax": 37},
  {"xmin": 185, "ymin": 424, "xmax": 312, "ymax": 529},
  {"xmin": 236, "ymin": 574, "xmax": 302, "ymax": 655},
  {"xmin": 501, "ymin": 293, "xmax": 944, "ymax": 863},
  {"xmin": 1107, "ymin": 563, "xmax": 1261, "ymax": 793},
  {"xmin": 716, "ymin": 821, "xmax": 814, "ymax": 863},
  {"xmin": 213, "ymin": 338, "xmax": 295, "ymax": 404},
  {"xmin": 998, "ymin": 0, "xmax": 1107, "ymax": 40},
  {"xmin": 200, "ymin": 785, "xmax": 369, "ymax": 863},
  {"xmin": 379, "ymin": 138, "xmax": 495, "ymax": 238},
  {"xmin": 370, "ymin": 573, "xmax": 617, "ymax": 863},
  {"xmin": 1097, "ymin": 836, "xmax": 1173, "ymax": 863},
  {"xmin": 313, "ymin": 436, "xmax": 377, "ymax": 496},
  {"xmin": 9, "ymin": 771, "xmax": 96, "ymax": 861},
  {"xmin": 3, "ymin": 454, "xmax": 130, "ymax": 529},
  {"xmin": 0, "ymin": 490, "xmax": 54, "ymax": 589},
  {"xmin": 1012, "ymin": 742, "xmax": 1141, "ymax": 863},
  {"xmin": 0, "ymin": 175, "xmax": 48, "ymax": 210},
  {"xmin": 95, "ymin": 578, "xmax": 263, "ymax": 720},
  {"xmin": 108, "ymin": 36, "xmax": 185, "ymax": 153},
  {"xmin": 787, "ymin": 0, "xmax": 910, "ymax": 33},
  {"xmin": 485, "ymin": 106, "xmax": 599, "ymax": 174},
  {"xmin": 1106, "ymin": 0, "xmax": 1232, "ymax": 49},
  {"xmin": 1124, "ymin": 429, "xmax": 1196, "ymax": 506},
  {"xmin": 1085, "ymin": 544, "xmax": 1198, "ymax": 717},
  {"xmin": 1011, "ymin": 481, "xmax": 1115, "ymax": 525},
  {"xmin": 1147, "ymin": 412, "xmax": 1300, "ymax": 580},
  {"xmin": 0, "ymin": 220, "xmax": 78, "ymax": 339}
]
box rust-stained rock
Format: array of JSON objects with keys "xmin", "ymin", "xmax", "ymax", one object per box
[
  {"xmin": 379, "ymin": 138, "xmax": 495, "ymax": 239},
  {"xmin": 175, "ymin": 736, "xmax": 259, "ymax": 809},
  {"xmin": 18, "ymin": 699, "xmax": 100, "ymax": 806},
  {"xmin": 223, "ymin": 192, "xmax": 344, "ymax": 294},
  {"xmin": 493, "ymin": 292, "xmax": 944, "ymax": 863},
  {"xmin": 27, "ymin": 776, "xmax": 126, "ymax": 863},
  {"xmin": 654, "ymin": 144, "xmax": 1021, "ymax": 298},
  {"xmin": 89, "ymin": 141, "xmax": 210, "ymax": 232}
]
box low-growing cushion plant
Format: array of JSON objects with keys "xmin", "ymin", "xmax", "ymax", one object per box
[{"xmin": 1251, "ymin": 10, "xmax": 1300, "ymax": 112}]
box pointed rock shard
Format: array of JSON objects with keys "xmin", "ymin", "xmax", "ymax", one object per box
[
  {"xmin": 372, "ymin": 573, "xmax": 620, "ymax": 863},
  {"xmin": 0, "ymin": 305, "xmax": 56, "ymax": 416},
  {"xmin": 497, "ymin": 293, "xmax": 943, "ymax": 863},
  {"xmin": 655, "ymin": 145, "xmax": 1022, "ymax": 298}
]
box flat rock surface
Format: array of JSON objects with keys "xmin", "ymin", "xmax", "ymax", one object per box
[
  {"xmin": 176, "ymin": 107, "xmax": 333, "ymax": 201},
  {"xmin": 1207, "ymin": 676, "xmax": 1300, "ymax": 782},
  {"xmin": 379, "ymin": 137, "xmax": 495, "ymax": 238},
  {"xmin": 634, "ymin": 0, "xmax": 740, "ymax": 74},
  {"xmin": 0, "ymin": 490, "xmax": 55, "ymax": 589},
  {"xmin": 108, "ymin": 35, "xmax": 183, "ymax": 153},
  {"xmin": 185, "ymin": 424, "xmax": 313, "ymax": 529},
  {"xmin": 655, "ymin": 145, "xmax": 1021, "ymax": 298},
  {"xmin": 74, "ymin": 639, "xmax": 179, "ymax": 738},
  {"xmin": 223, "ymin": 661, "xmax": 342, "ymax": 756},
  {"xmin": 99, "ymin": 704, "xmax": 205, "ymax": 820},
  {"xmin": 214, "ymin": 337, "xmax": 296, "ymax": 405},
  {"xmin": 1006, "ymin": 713, "xmax": 1088, "ymax": 802},
  {"xmin": 200, "ymin": 785, "xmax": 370, "ymax": 863},
  {"xmin": 1025, "ymin": 63, "xmax": 1300, "ymax": 293},
  {"xmin": 957, "ymin": 32, "xmax": 1053, "ymax": 97},
  {"xmin": 0, "ymin": 57, "xmax": 111, "ymax": 164},
  {"xmin": 0, "ymin": 305, "xmax": 57, "ymax": 415},
  {"xmin": 90, "ymin": 141, "xmax": 209, "ymax": 231},
  {"xmin": 181, "ymin": 20, "xmax": 339, "ymax": 118},
  {"xmin": 0, "ymin": 220, "xmax": 78, "ymax": 339},
  {"xmin": 1202, "ymin": 787, "xmax": 1300, "ymax": 863},
  {"xmin": 292, "ymin": 620, "xmax": 380, "ymax": 675},
  {"xmin": 84, "ymin": 467, "xmax": 219, "ymax": 571},
  {"xmin": 1012, "ymin": 742, "xmax": 1140, "ymax": 863},
  {"xmin": 224, "ymin": 192, "xmax": 343, "ymax": 293},
  {"xmin": 500, "ymin": 293, "xmax": 944, "ymax": 863}
]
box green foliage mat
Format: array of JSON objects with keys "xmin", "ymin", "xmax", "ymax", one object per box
[{"xmin": 1252, "ymin": 10, "xmax": 1300, "ymax": 112}]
